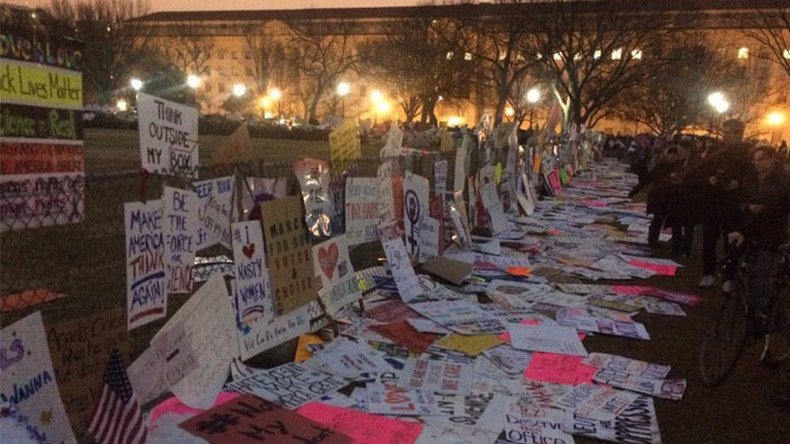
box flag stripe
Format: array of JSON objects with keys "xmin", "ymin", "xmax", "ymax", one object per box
[
  {"xmin": 88, "ymin": 350, "xmax": 148, "ymax": 444},
  {"xmin": 98, "ymin": 395, "xmax": 121, "ymax": 443},
  {"xmin": 87, "ymin": 386, "xmax": 111, "ymax": 435}
]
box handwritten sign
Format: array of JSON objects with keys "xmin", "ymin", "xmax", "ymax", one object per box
[
  {"xmin": 380, "ymin": 124, "xmax": 404, "ymax": 158},
  {"xmin": 403, "ymin": 172, "xmax": 430, "ymax": 257},
  {"xmin": 137, "ymin": 92, "xmax": 199, "ymax": 177},
  {"xmin": 163, "ymin": 187, "xmax": 199, "ymax": 293},
  {"xmin": 397, "ymin": 359, "xmax": 473, "ymax": 395},
  {"xmin": 46, "ymin": 308, "xmax": 128, "ymax": 434},
  {"xmin": 237, "ymin": 302, "xmax": 313, "ymax": 361},
  {"xmin": 524, "ymin": 353, "xmax": 597, "ymax": 386},
  {"xmin": 508, "ymin": 324, "xmax": 588, "ymax": 356},
  {"xmin": 313, "ymin": 236, "xmax": 360, "ymax": 316},
  {"xmin": 193, "ymin": 176, "xmax": 235, "ymax": 249},
  {"xmin": 125, "ymin": 200, "xmax": 167, "ymax": 330},
  {"xmin": 366, "ymin": 383, "xmax": 441, "ymax": 416},
  {"xmin": 202, "ymin": 190, "xmax": 233, "ymax": 250},
  {"xmin": 232, "ymin": 221, "xmax": 272, "ymax": 327},
  {"xmin": 344, "ymin": 178, "xmax": 380, "ymax": 245},
  {"xmin": 563, "ymin": 395, "xmax": 662, "ymax": 444},
  {"xmin": 329, "ymin": 119, "xmax": 361, "ymax": 172},
  {"xmin": 260, "ymin": 195, "xmax": 317, "ymax": 315},
  {"xmin": 593, "ymin": 369, "xmax": 686, "ymax": 400},
  {"xmin": 180, "ymin": 394, "xmax": 352, "ymax": 444},
  {"xmin": 480, "ymin": 182, "xmax": 509, "ymax": 235},
  {"xmin": 500, "ymin": 403, "xmax": 572, "ymax": 444},
  {"xmin": 378, "ymin": 221, "xmax": 422, "ymax": 302},
  {"xmin": 0, "ymin": 59, "xmax": 82, "ymax": 109},
  {"xmin": 1, "ymin": 312, "xmax": 76, "ymax": 443},
  {"xmin": 225, "ymin": 362, "xmax": 346, "ymax": 409}
]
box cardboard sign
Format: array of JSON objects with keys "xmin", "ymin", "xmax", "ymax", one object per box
[
  {"xmin": 329, "ymin": 119, "xmax": 361, "ymax": 172},
  {"xmin": 1, "ymin": 312, "xmax": 76, "ymax": 443},
  {"xmin": 125, "ymin": 200, "xmax": 167, "ymax": 330},
  {"xmin": 158, "ymin": 274, "xmax": 238, "ymax": 408},
  {"xmin": 232, "ymin": 221, "xmax": 273, "ymax": 327},
  {"xmin": 298, "ymin": 402, "xmax": 424, "ymax": 444},
  {"xmin": 163, "ymin": 187, "xmax": 200, "ymax": 294},
  {"xmin": 378, "ymin": 221, "xmax": 423, "ymax": 302},
  {"xmin": 422, "ymin": 256, "xmax": 472, "ymax": 286},
  {"xmin": 0, "ymin": 59, "xmax": 83, "ymax": 109},
  {"xmin": 313, "ymin": 236, "xmax": 361, "ymax": 316},
  {"xmin": 193, "ymin": 176, "xmax": 235, "ymax": 250},
  {"xmin": 378, "ymin": 177, "xmax": 396, "ymax": 223},
  {"xmin": 213, "ymin": 123, "xmax": 254, "ymax": 164},
  {"xmin": 345, "ymin": 178, "xmax": 380, "ymax": 245},
  {"xmin": 46, "ymin": 308, "xmax": 128, "ymax": 434},
  {"xmin": 380, "ymin": 124, "xmax": 404, "ymax": 158},
  {"xmin": 582, "ymin": 353, "xmax": 671, "ymax": 379},
  {"xmin": 403, "ymin": 171, "xmax": 430, "ymax": 257},
  {"xmin": 225, "ymin": 362, "xmax": 346, "ymax": 409},
  {"xmin": 260, "ymin": 195, "xmax": 317, "ymax": 315},
  {"xmin": 0, "ymin": 141, "xmax": 83, "ymax": 174},
  {"xmin": 370, "ymin": 320, "xmax": 441, "ymax": 355},
  {"xmin": 180, "ymin": 394, "xmax": 352, "ymax": 444},
  {"xmin": 439, "ymin": 129, "xmax": 454, "ymax": 152},
  {"xmin": 137, "ymin": 92, "xmax": 199, "ymax": 177},
  {"xmin": 480, "ymin": 182, "xmax": 509, "ymax": 235},
  {"xmin": 434, "ymin": 160, "xmax": 448, "ymax": 202}
]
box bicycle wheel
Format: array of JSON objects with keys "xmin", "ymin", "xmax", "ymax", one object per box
[
  {"xmin": 698, "ymin": 280, "xmax": 750, "ymax": 387},
  {"xmin": 763, "ymin": 285, "xmax": 790, "ymax": 365}
]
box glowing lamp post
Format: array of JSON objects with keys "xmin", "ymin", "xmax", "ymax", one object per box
[
  {"xmin": 232, "ymin": 83, "xmax": 247, "ymax": 97},
  {"xmin": 526, "ymin": 87, "xmax": 541, "ymax": 130},
  {"xmin": 767, "ymin": 111, "xmax": 786, "ymax": 145},
  {"xmin": 269, "ymin": 87, "xmax": 282, "ymax": 116},
  {"xmin": 337, "ymin": 82, "xmax": 350, "ymax": 118},
  {"xmin": 130, "ymin": 78, "xmax": 143, "ymax": 91},
  {"xmin": 707, "ymin": 92, "xmax": 730, "ymax": 136}
]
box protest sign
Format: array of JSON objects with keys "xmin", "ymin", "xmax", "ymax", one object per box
[
  {"xmin": 260, "ymin": 195, "xmax": 317, "ymax": 315},
  {"xmin": 125, "ymin": 200, "xmax": 167, "ymax": 330},
  {"xmin": 410, "ymin": 299, "xmax": 506, "ymax": 335},
  {"xmin": 293, "ymin": 158, "xmax": 331, "ymax": 238},
  {"xmin": 645, "ymin": 300, "xmax": 687, "ymax": 316},
  {"xmin": 562, "ymin": 395, "xmax": 662, "ymax": 444},
  {"xmin": 163, "ymin": 186, "xmax": 199, "ymax": 294},
  {"xmin": 366, "ymin": 383, "xmax": 441, "ymax": 416},
  {"xmin": 369, "ymin": 320, "xmax": 440, "ymax": 354},
  {"xmin": 499, "ymin": 403, "xmax": 574, "ymax": 444},
  {"xmin": 378, "ymin": 221, "xmax": 423, "ymax": 301},
  {"xmin": 137, "ymin": 92, "xmax": 199, "ymax": 177},
  {"xmin": 299, "ymin": 402, "xmax": 424, "ymax": 444},
  {"xmin": 201, "ymin": 190, "xmax": 233, "ymax": 250},
  {"xmin": 157, "ymin": 274, "xmax": 238, "ymax": 408},
  {"xmin": 232, "ymin": 221, "xmax": 272, "ymax": 327},
  {"xmin": 555, "ymin": 383, "xmax": 640, "ymax": 421},
  {"xmin": 225, "ymin": 362, "xmax": 346, "ymax": 409},
  {"xmin": 422, "ymin": 256, "xmax": 472, "ymax": 286},
  {"xmin": 193, "ymin": 176, "xmax": 235, "ymax": 250},
  {"xmin": 508, "ymin": 324, "xmax": 587, "ymax": 356},
  {"xmin": 0, "ymin": 59, "xmax": 83, "ymax": 109},
  {"xmin": 329, "ymin": 119, "xmax": 361, "ymax": 172},
  {"xmin": 397, "ymin": 358, "xmax": 473, "ymax": 394},
  {"xmin": 426, "ymin": 392, "xmax": 509, "ymax": 433},
  {"xmin": 345, "ymin": 178, "xmax": 380, "ymax": 245},
  {"xmin": 404, "ymin": 171, "xmax": 430, "ymax": 257},
  {"xmin": 365, "ymin": 298, "xmax": 422, "ymax": 323},
  {"xmin": 439, "ymin": 128, "xmax": 454, "ymax": 152},
  {"xmin": 312, "ymin": 338, "xmax": 390, "ymax": 378},
  {"xmin": 480, "ymin": 182, "xmax": 509, "ymax": 235},
  {"xmin": 237, "ymin": 302, "xmax": 315, "ymax": 361},
  {"xmin": 593, "ymin": 369, "xmax": 686, "ymax": 400},
  {"xmin": 212, "ymin": 123, "xmax": 254, "ymax": 164},
  {"xmin": 556, "ymin": 311, "xmax": 650, "ymax": 340},
  {"xmin": 380, "ymin": 124, "xmax": 404, "ymax": 158},
  {"xmin": 1, "ymin": 312, "xmax": 76, "ymax": 443},
  {"xmin": 128, "ymin": 321, "xmax": 199, "ymax": 405},
  {"xmin": 483, "ymin": 345, "xmax": 534, "ymax": 375},
  {"xmin": 524, "ymin": 353, "xmax": 597, "ymax": 386},
  {"xmin": 417, "ymin": 424, "xmax": 498, "ymax": 444},
  {"xmin": 419, "ymin": 216, "xmax": 441, "ymax": 262},
  {"xmin": 582, "ymin": 353, "xmax": 671, "ymax": 379},
  {"xmin": 46, "ymin": 307, "xmax": 128, "ymax": 434},
  {"xmin": 180, "ymin": 394, "xmax": 352, "ymax": 444},
  {"xmin": 435, "ymin": 334, "xmax": 504, "ymax": 357},
  {"xmin": 313, "ymin": 236, "xmax": 361, "ymax": 316},
  {"xmin": 378, "ymin": 177, "xmax": 396, "ymax": 223}
]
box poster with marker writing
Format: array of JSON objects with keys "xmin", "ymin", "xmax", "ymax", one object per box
[
  {"xmin": 163, "ymin": 187, "xmax": 199, "ymax": 294},
  {"xmin": 313, "ymin": 236, "xmax": 361, "ymax": 316},
  {"xmin": 137, "ymin": 92, "xmax": 199, "ymax": 177},
  {"xmin": 125, "ymin": 200, "xmax": 167, "ymax": 330},
  {"xmin": 232, "ymin": 221, "xmax": 273, "ymax": 327}
]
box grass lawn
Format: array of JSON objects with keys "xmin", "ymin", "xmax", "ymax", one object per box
[{"xmin": 83, "ymin": 128, "xmax": 383, "ymax": 172}]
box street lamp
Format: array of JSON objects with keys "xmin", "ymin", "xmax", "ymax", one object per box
[
  {"xmin": 232, "ymin": 83, "xmax": 247, "ymax": 97},
  {"xmin": 767, "ymin": 111, "xmax": 786, "ymax": 145},
  {"xmin": 337, "ymin": 82, "xmax": 350, "ymax": 117},
  {"xmin": 187, "ymin": 74, "xmax": 201, "ymax": 89},
  {"xmin": 130, "ymin": 78, "xmax": 143, "ymax": 91},
  {"xmin": 526, "ymin": 87, "xmax": 541, "ymax": 130},
  {"xmin": 707, "ymin": 91, "xmax": 729, "ymax": 136},
  {"xmin": 269, "ymin": 87, "xmax": 283, "ymax": 116}
]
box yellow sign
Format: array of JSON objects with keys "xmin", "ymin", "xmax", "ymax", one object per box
[
  {"xmin": 435, "ymin": 333, "xmax": 504, "ymax": 356},
  {"xmin": 0, "ymin": 59, "xmax": 83, "ymax": 110},
  {"xmin": 294, "ymin": 334, "xmax": 324, "ymax": 363},
  {"xmin": 329, "ymin": 119, "xmax": 361, "ymax": 171}
]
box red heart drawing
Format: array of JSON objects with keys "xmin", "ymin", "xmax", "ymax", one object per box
[
  {"xmin": 242, "ymin": 243, "xmax": 255, "ymax": 259},
  {"xmin": 318, "ymin": 243, "xmax": 339, "ymax": 280}
]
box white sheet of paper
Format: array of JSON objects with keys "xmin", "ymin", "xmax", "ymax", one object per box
[
  {"xmin": 397, "ymin": 359, "xmax": 474, "ymax": 394},
  {"xmin": 231, "ymin": 221, "xmax": 273, "ymax": 326},
  {"xmin": 236, "ymin": 301, "xmax": 315, "ymax": 361},
  {"xmin": 193, "ymin": 176, "xmax": 235, "ymax": 249},
  {"xmin": 138, "ymin": 92, "xmax": 199, "ymax": 177},
  {"xmin": 378, "ymin": 221, "xmax": 423, "ymax": 302},
  {"xmin": 313, "ymin": 236, "xmax": 361, "ymax": 316},
  {"xmin": 0, "ymin": 312, "xmax": 77, "ymax": 444},
  {"xmin": 508, "ymin": 324, "xmax": 588, "ymax": 356},
  {"xmin": 480, "ymin": 182, "xmax": 509, "ymax": 235},
  {"xmin": 225, "ymin": 362, "xmax": 347, "ymax": 409},
  {"xmin": 125, "ymin": 200, "xmax": 168, "ymax": 330},
  {"xmin": 312, "ymin": 338, "xmax": 391, "ymax": 378},
  {"xmin": 345, "ymin": 178, "xmax": 381, "ymax": 245},
  {"xmin": 419, "ymin": 216, "xmax": 441, "ymax": 263},
  {"xmin": 163, "ymin": 187, "xmax": 200, "ymax": 294}
]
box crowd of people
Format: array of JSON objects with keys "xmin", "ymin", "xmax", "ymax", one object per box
[{"xmin": 606, "ymin": 122, "xmax": 790, "ymax": 325}]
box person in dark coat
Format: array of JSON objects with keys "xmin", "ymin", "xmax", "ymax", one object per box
[{"xmin": 630, "ymin": 145, "xmax": 685, "ymax": 247}]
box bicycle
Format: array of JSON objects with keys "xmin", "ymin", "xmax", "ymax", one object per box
[{"xmin": 697, "ymin": 240, "xmax": 790, "ymax": 387}]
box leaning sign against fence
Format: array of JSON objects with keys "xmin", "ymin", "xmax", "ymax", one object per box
[{"xmin": 0, "ymin": 25, "xmax": 84, "ymax": 231}]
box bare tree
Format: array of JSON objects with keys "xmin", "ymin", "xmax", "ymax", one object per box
[
  {"xmin": 743, "ymin": 1, "xmax": 790, "ymax": 76},
  {"xmin": 359, "ymin": 10, "xmax": 471, "ymax": 124},
  {"xmin": 158, "ymin": 24, "xmax": 214, "ymax": 77},
  {"xmin": 520, "ymin": 0, "xmax": 677, "ymax": 129},
  {"xmin": 47, "ymin": 0, "xmax": 151, "ymax": 103},
  {"xmin": 284, "ymin": 20, "xmax": 359, "ymax": 124},
  {"xmin": 243, "ymin": 22, "xmax": 289, "ymax": 96},
  {"xmin": 452, "ymin": 0, "xmax": 539, "ymax": 126}
]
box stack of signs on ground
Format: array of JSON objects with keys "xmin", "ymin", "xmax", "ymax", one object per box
[{"xmin": 0, "ymin": 27, "xmax": 84, "ymax": 231}]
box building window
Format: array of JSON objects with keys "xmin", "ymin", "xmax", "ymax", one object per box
[
  {"xmin": 243, "ymin": 51, "xmax": 251, "ymax": 59},
  {"xmin": 631, "ymin": 49, "xmax": 642, "ymax": 59},
  {"xmin": 205, "ymin": 83, "xmax": 212, "ymax": 93},
  {"xmin": 217, "ymin": 51, "xmax": 224, "ymax": 60},
  {"xmin": 218, "ymin": 82, "xmax": 226, "ymax": 93},
  {"xmin": 611, "ymin": 48, "xmax": 622, "ymax": 60},
  {"xmin": 446, "ymin": 51, "xmax": 454, "ymax": 60},
  {"xmin": 464, "ymin": 52, "xmax": 472, "ymax": 61},
  {"xmin": 553, "ymin": 52, "xmax": 563, "ymax": 61},
  {"xmin": 245, "ymin": 66, "xmax": 252, "ymax": 76},
  {"xmin": 231, "ymin": 67, "xmax": 239, "ymax": 76},
  {"xmin": 738, "ymin": 47, "xmax": 749, "ymax": 59},
  {"xmin": 231, "ymin": 51, "xmax": 238, "ymax": 60},
  {"xmin": 783, "ymin": 49, "xmax": 790, "ymax": 59},
  {"xmin": 593, "ymin": 50, "xmax": 602, "ymax": 59}
]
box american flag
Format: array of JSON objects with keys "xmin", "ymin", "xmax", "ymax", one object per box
[{"xmin": 87, "ymin": 349, "xmax": 148, "ymax": 444}]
